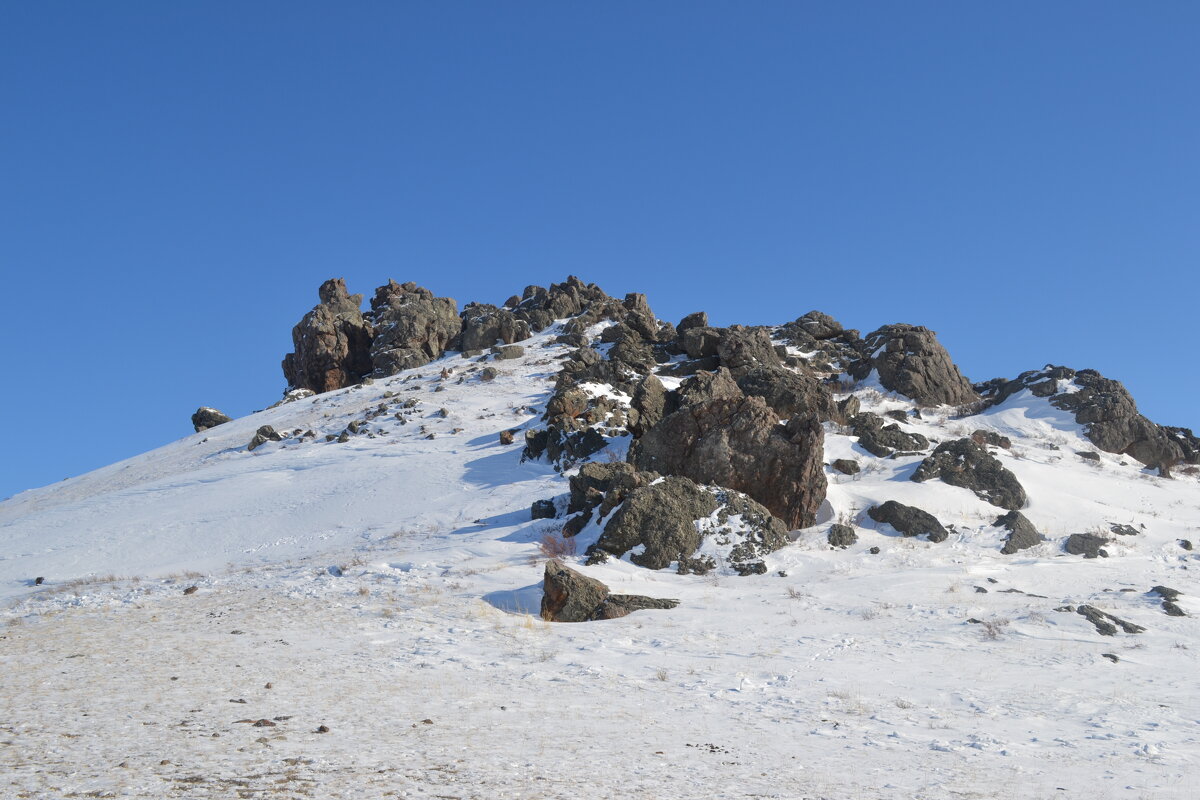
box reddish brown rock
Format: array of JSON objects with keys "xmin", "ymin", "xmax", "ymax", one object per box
[{"xmin": 282, "ymin": 278, "xmax": 374, "ymax": 393}]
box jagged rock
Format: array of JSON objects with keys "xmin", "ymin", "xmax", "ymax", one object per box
[
  {"xmin": 1151, "ymin": 585, "xmax": 1187, "ymax": 617},
  {"xmin": 1077, "ymin": 451, "xmax": 1101, "ymax": 462},
  {"xmin": 911, "ymin": 439, "xmax": 1027, "ymax": 510},
  {"xmin": 531, "ymin": 499, "xmax": 557, "ymax": 520},
  {"xmin": 629, "ymin": 374, "xmax": 667, "ymax": 437},
  {"xmin": 1065, "ymin": 533, "xmax": 1109, "ymax": 559},
  {"xmin": 1076, "ymin": 605, "xmax": 1144, "ymax": 636},
  {"xmin": 994, "ymin": 511, "xmax": 1043, "ymax": 554},
  {"xmin": 716, "ymin": 326, "xmax": 781, "ymax": 377},
  {"xmin": 593, "ymin": 476, "xmax": 789, "ymax": 575},
  {"xmin": 247, "ymin": 425, "xmax": 282, "ymax": 452},
  {"xmin": 831, "ymin": 459, "xmax": 860, "ymax": 475},
  {"xmin": 459, "ymin": 303, "xmax": 531, "ymax": 351},
  {"xmin": 567, "ymin": 462, "xmax": 644, "ymax": 514},
  {"xmin": 677, "ymin": 311, "xmax": 708, "ymax": 332},
  {"xmin": 679, "ymin": 326, "xmax": 723, "ymax": 359},
  {"xmin": 676, "ymin": 368, "xmax": 743, "ymax": 407},
  {"xmin": 282, "ymin": 278, "xmax": 375, "ymax": 393},
  {"xmin": 630, "ymin": 392, "xmax": 826, "ymax": 530},
  {"xmin": 850, "ymin": 412, "xmax": 929, "ymax": 457},
  {"xmin": 365, "ymin": 280, "xmax": 461, "ymax": 377},
  {"xmin": 192, "ymin": 407, "xmax": 232, "ymax": 432},
  {"xmin": 736, "ymin": 367, "xmax": 837, "ymax": 422},
  {"xmin": 791, "ymin": 311, "xmax": 844, "ymax": 341},
  {"xmin": 827, "ymin": 524, "xmax": 857, "ymax": 548},
  {"xmin": 850, "ymin": 324, "xmax": 979, "ymax": 407},
  {"xmin": 512, "ymin": 276, "xmax": 613, "ymax": 331},
  {"xmin": 540, "ymin": 560, "xmax": 678, "ymax": 622},
  {"xmin": 867, "ymin": 501, "xmax": 949, "ymax": 543},
  {"xmin": 1109, "ymin": 523, "xmax": 1139, "ymax": 537},
  {"xmin": 522, "ymin": 426, "xmax": 608, "ymax": 466}
]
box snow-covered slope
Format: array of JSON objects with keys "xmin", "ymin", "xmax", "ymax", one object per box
[{"xmin": 2, "ymin": 323, "xmax": 1198, "ymax": 799}]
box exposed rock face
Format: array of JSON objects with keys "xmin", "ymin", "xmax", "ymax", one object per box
[
  {"xmin": 540, "ymin": 560, "xmax": 678, "ymax": 622},
  {"xmin": 511, "ymin": 276, "xmax": 614, "ymax": 332},
  {"xmin": 630, "ymin": 391, "xmax": 826, "ymax": 530},
  {"xmin": 592, "ymin": 476, "xmax": 789, "ymax": 576},
  {"xmin": 850, "ymin": 413, "xmax": 929, "ymax": 457},
  {"xmin": 978, "ymin": 366, "xmax": 1187, "ymax": 472},
  {"xmin": 677, "ymin": 311, "xmax": 708, "ymax": 332},
  {"xmin": 282, "ymin": 278, "xmax": 375, "ymax": 393},
  {"xmin": 192, "ymin": 407, "xmax": 232, "ymax": 432},
  {"xmin": 736, "ymin": 367, "xmax": 837, "ymax": 422},
  {"xmin": 850, "ymin": 324, "xmax": 979, "ymax": 407},
  {"xmin": 911, "ymin": 439, "xmax": 1027, "ymax": 510},
  {"xmin": 994, "ymin": 511, "xmax": 1043, "ymax": 554},
  {"xmin": 1065, "ymin": 533, "xmax": 1109, "ymax": 559},
  {"xmin": 459, "ymin": 303, "xmax": 531, "ymax": 352},
  {"xmin": 867, "ymin": 501, "xmax": 949, "ymax": 543},
  {"xmin": 629, "ymin": 374, "xmax": 667, "ymax": 437},
  {"xmin": 791, "ymin": 311, "xmax": 844, "ymax": 340},
  {"xmin": 716, "ymin": 326, "xmax": 781, "ymax": 377},
  {"xmin": 367, "ymin": 281, "xmax": 461, "ymax": 376}
]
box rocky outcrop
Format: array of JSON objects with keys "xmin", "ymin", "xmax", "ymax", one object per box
[
  {"xmin": 247, "ymin": 425, "xmax": 282, "ymax": 452},
  {"xmin": 367, "ymin": 281, "xmax": 461, "ymax": 376},
  {"xmin": 282, "ymin": 278, "xmax": 375, "ymax": 393},
  {"xmin": 591, "ymin": 476, "xmax": 789, "ymax": 576},
  {"xmin": 850, "ymin": 413, "xmax": 929, "ymax": 457},
  {"xmin": 511, "ymin": 276, "xmax": 614, "ymax": 332},
  {"xmin": 736, "ymin": 367, "xmax": 837, "ymax": 422},
  {"xmin": 540, "ymin": 560, "xmax": 678, "ymax": 622},
  {"xmin": 850, "ymin": 324, "xmax": 979, "ymax": 407},
  {"xmin": 911, "ymin": 439, "xmax": 1027, "ymax": 510},
  {"xmin": 459, "ymin": 303, "xmax": 531, "ymax": 352},
  {"xmin": 1075, "ymin": 605, "xmax": 1144, "ymax": 636},
  {"xmin": 867, "ymin": 501, "xmax": 949, "ymax": 543},
  {"xmin": 716, "ymin": 326, "xmax": 781, "ymax": 377},
  {"xmin": 994, "ymin": 511, "xmax": 1043, "ymax": 554},
  {"xmin": 630, "ymin": 389, "xmax": 826, "ymax": 530},
  {"xmin": 192, "ymin": 407, "xmax": 232, "ymax": 432}
]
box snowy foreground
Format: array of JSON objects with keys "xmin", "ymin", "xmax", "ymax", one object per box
[{"xmin": 2, "ymin": 327, "xmax": 1198, "ymax": 799}]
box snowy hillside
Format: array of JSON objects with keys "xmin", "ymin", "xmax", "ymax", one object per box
[{"xmin": 2, "ymin": 280, "xmax": 1198, "ymax": 799}]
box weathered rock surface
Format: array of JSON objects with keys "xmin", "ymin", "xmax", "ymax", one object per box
[
  {"xmin": 368, "ymin": 281, "xmax": 461, "ymax": 376},
  {"xmin": 850, "ymin": 412, "xmax": 929, "ymax": 457},
  {"xmin": 736, "ymin": 367, "xmax": 837, "ymax": 422},
  {"xmin": 282, "ymin": 278, "xmax": 375, "ymax": 393},
  {"xmin": 867, "ymin": 501, "xmax": 949, "ymax": 543},
  {"xmin": 592, "ymin": 476, "xmax": 789, "ymax": 575},
  {"xmin": 831, "ymin": 459, "xmax": 860, "ymax": 475},
  {"xmin": 247, "ymin": 425, "xmax": 283, "ymax": 452},
  {"xmin": 827, "ymin": 523, "xmax": 857, "ymax": 548},
  {"xmin": 911, "ymin": 439, "xmax": 1027, "ymax": 510},
  {"xmin": 459, "ymin": 303, "xmax": 531, "ymax": 352},
  {"xmin": 1064, "ymin": 533, "xmax": 1109, "ymax": 559},
  {"xmin": 630, "ymin": 391, "xmax": 826, "ymax": 530},
  {"xmin": 850, "ymin": 324, "xmax": 979, "ymax": 407},
  {"xmin": 540, "ymin": 560, "xmax": 678, "ymax": 622},
  {"xmin": 192, "ymin": 407, "xmax": 232, "ymax": 432},
  {"xmin": 1076, "ymin": 604, "xmax": 1144, "ymax": 636},
  {"xmin": 994, "ymin": 511, "xmax": 1043, "ymax": 554}
]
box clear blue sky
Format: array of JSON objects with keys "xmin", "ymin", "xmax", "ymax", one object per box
[{"xmin": 2, "ymin": 1, "xmax": 1197, "ymax": 500}]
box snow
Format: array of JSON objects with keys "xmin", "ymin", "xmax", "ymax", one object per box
[{"xmin": 2, "ymin": 327, "xmax": 1199, "ymax": 798}]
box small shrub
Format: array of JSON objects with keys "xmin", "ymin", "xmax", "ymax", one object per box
[
  {"xmin": 538, "ymin": 532, "xmax": 577, "ymax": 559},
  {"xmin": 655, "ymin": 667, "xmax": 669, "ymax": 682},
  {"xmin": 980, "ymin": 617, "xmax": 1010, "ymax": 640}
]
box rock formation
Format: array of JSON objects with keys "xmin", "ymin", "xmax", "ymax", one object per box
[
  {"xmin": 282, "ymin": 278, "xmax": 374, "ymax": 393},
  {"xmin": 191, "ymin": 407, "xmax": 232, "ymax": 432},
  {"xmin": 911, "ymin": 439, "xmax": 1027, "ymax": 510},
  {"xmin": 850, "ymin": 324, "xmax": 979, "ymax": 407},
  {"xmin": 367, "ymin": 281, "xmax": 461, "ymax": 376},
  {"xmin": 540, "ymin": 560, "xmax": 678, "ymax": 622}
]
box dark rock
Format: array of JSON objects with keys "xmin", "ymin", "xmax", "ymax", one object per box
[
  {"xmin": 849, "ymin": 324, "xmax": 979, "ymax": 407},
  {"xmin": 491, "ymin": 344, "xmax": 525, "ymax": 360},
  {"xmin": 522, "ymin": 426, "xmax": 608, "ymax": 466},
  {"xmin": 247, "ymin": 425, "xmax": 283, "ymax": 451},
  {"xmin": 540, "ymin": 560, "xmax": 678, "ymax": 622},
  {"xmin": 994, "ymin": 511, "xmax": 1043, "ymax": 554},
  {"xmin": 884, "ymin": 410, "xmax": 909, "ymax": 423},
  {"xmin": 676, "ymin": 368, "xmax": 743, "ymax": 407},
  {"xmin": 459, "ymin": 303, "xmax": 531, "ymax": 351},
  {"xmin": 911, "ymin": 439, "xmax": 1027, "ymax": 510},
  {"xmin": 850, "ymin": 412, "xmax": 929, "ymax": 457},
  {"xmin": 1163, "ymin": 426, "xmax": 1200, "ymax": 465},
  {"xmin": 971, "ymin": 430, "xmax": 1011, "ymax": 449},
  {"xmin": 869, "ymin": 546, "xmax": 880, "ymax": 554},
  {"xmin": 531, "ymin": 499, "xmax": 558, "ymax": 520},
  {"xmin": 679, "ymin": 326, "xmax": 723, "ymax": 359},
  {"xmin": 568, "ymin": 462, "xmax": 644, "ymax": 513},
  {"xmin": 1181, "ymin": 539, "xmax": 1194, "ymax": 551},
  {"xmin": 867, "ymin": 501, "xmax": 949, "ymax": 543},
  {"xmin": 367, "ymin": 280, "xmax": 461, "ymax": 376},
  {"xmin": 192, "ymin": 407, "xmax": 232, "ymax": 432},
  {"xmin": 630, "ymin": 394, "xmax": 826, "ymax": 530},
  {"xmin": 677, "ymin": 311, "xmax": 708, "ymax": 332},
  {"xmin": 594, "ymin": 476, "xmax": 789, "ymax": 575},
  {"xmin": 717, "ymin": 326, "xmax": 781, "ymax": 377},
  {"xmin": 827, "ymin": 524, "xmax": 857, "ymax": 548},
  {"xmin": 1064, "ymin": 533, "xmax": 1109, "ymax": 559},
  {"xmin": 736, "ymin": 367, "xmax": 837, "ymax": 421},
  {"xmin": 1109, "ymin": 523, "xmax": 1139, "ymax": 537},
  {"xmin": 629, "ymin": 374, "xmax": 667, "ymax": 437},
  {"xmin": 282, "ymin": 278, "xmax": 375, "ymax": 393},
  {"xmin": 791, "ymin": 311, "xmax": 844, "ymax": 340},
  {"xmin": 479, "ymin": 367, "xmax": 499, "ymax": 381},
  {"xmin": 1077, "ymin": 451, "xmax": 1101, "ymax": 462},
  {"xmin": 499, "ymin": 429, "xmax": 516, "ymax": 445},
  {"xmin": 1102, "ymin": 653, "xmax": 1120, "ymax": 663},
  {"xmin": 1152, "ymin": 585, "xmax": 1187, "ymax": 616},
  {"xmin": 831, "ymin": 459, "xmax": 860, "ymax": 475},
  {"xmin": 1076, "ymin": 604, "xmax": 1144, "ymax": 636}
]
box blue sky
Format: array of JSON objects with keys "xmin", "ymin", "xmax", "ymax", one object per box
[{"xmin": 1, "ymin": 1, "xmax": 1197, "ymax": 500}]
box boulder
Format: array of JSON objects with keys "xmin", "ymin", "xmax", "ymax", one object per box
[
  {"xmin": 540, "ymin": 560, "xmax": 678, "ymax": 622},
  {"xmin": 736, "ymin": 367, "xmax": 837, "ymax": 421},
  {"xmin": 791, "ymin": 311, "xmax": 844, "ymax": 340},
  {"xmin": 367, "ymin": 281, "xmax": 461, "ymax": 376},
  {"xmin": 567, "ymin": 462, "xmax": 644, "ymax": 514},
  {"xmin": 994, "ymin": 511, "xmax": 1043, "ymax": 554},
  {"xmin": 460, "ymin": 303, "xmax": 531, "ymax": 351},
  {"xmin": 531, "ymin": 499, "xmax": 557, "ymax": 520},
  {"xmin": 192, "ymin": 407, "xmax": 232, "ymax": 432},
  {"xmin": 850, "ymin": 324, "xmax": 979, "ymax": 407},
  {"xmin": 247, "ymin": 425, "xmax": 283, "ymax": 452},
  {"xmin": 1076, "ymin": 605, "xmax": 1144, "ymax": 636},
  {"xmin": 677, "ymin": 311, "xmax": 708, "ymax": 332},
  {"xmin": 676, "ymin": 368, "xmax": 743, "ymax": 407},
  {"xmin": 679, "ymin": 326, "xmax": 723, "ymax": 359},
  {"xmin": 850, "ymin": 412, "xmax": 929, "ymax": 457},
  {"xmin": 282, "ymin": 278, "xmax": 374, "ymax": 393},
  {"xmin": 716, "ymin": 326, "xmax": 781, "ymax": 376},
  {"xmin": 630, "ymin": 394, "xmax": 826, "ymax": 530},
  {"xmin": 490, "ymin": 344, "xmax": 525, "ymax": 360},
  {"xmin": 827, "ymin": 524, "xmax": 857, "ymax": 548},
  {"xmin": 867, "ymin": 501, "xmax": 948, "ymax": 543},
  {"xmin": 629, "ymin": 374, "xmax": 667, "ymax": 437},
  {"xmin": 911, "ymin": 439, "xmax": 1027, "ymax": 510},
  {"xmin": 831, "ymin": 459, "xmax": 860, "ymax": 475},
  {"xmin": 1065, "ymin": 533, "xmax": 1109, "ymax": 559},
  {"xmin": 593, "ymin": 476, "xmax": 789, "ymax": 575}
]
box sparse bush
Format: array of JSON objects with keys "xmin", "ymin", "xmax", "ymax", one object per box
[
  {"xmin": 655, "ymin": 667, "xmax": 669, "ymax": 681},
  {"xmin": 538, "ymin": 531, "xmax": 577, "ymax": 559},
  {"xmin": 980, "ymin": 617, "xmax": 1010, "ymax": 640}
]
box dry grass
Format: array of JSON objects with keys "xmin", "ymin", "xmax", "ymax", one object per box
[{"xmin": 537, "ymin": 531, "xmax": 577, "ymax": 559}]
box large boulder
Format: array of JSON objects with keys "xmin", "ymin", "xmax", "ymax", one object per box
[
  {"xmin": 867, "ymin": 501, "xmax": 949, "ymax": 543},
  {"xmin": 850, "ymin": 412, "xmax": 929, "ymax": 457},
  {"xmin": 592, "ymin": 476, "xmax": 789, "ymax": 575},
  {"xmin": 540, "ymin": 560, "xmax": 678, "ymax": 622},
  {"xmin": 736, "ymin": 366, "xmax": 837, "ymax": 421},
  {"xmin": 282, "ymin": 278, "xmax": 375, "ymax": 393},
  {"xmin": 191, "ymin": 407, "xmax": 232, "ymax": 432},
  {"xmin": 630, "ymin": 393, "xmax": 826, "ymax": 530},
  {"xmin": 716, "ymin": 326, "xmax": 781, "ymax": 377},
  {"xmin": 850, "ymin": 324, "xmax": 979, "ymax": 407},
  {"xmin": 459, "ymin": 303, "xmax": 531, "ymax": 351},
  {"xmin": 994, "ymin": 511, "xmax": 1043, "ymax": 554},
  {"xmin": 512, "ymin": 276, "xmax": 613, "ymax": 331},
  {"xmin": 367, "ymin": 281, "xmax": 461, "ymax": 376},
  {"xmin": 911, "ymin": 439, "xmax": 1027, "ymax": 510}
]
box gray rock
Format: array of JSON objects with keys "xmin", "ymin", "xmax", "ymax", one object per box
[
  {"xmin": 831, "ymin": 459, "xmax": 860, "ymax": 475},
  {"xmin": 367, "ymin": 280, "xmax": 462, "ymax": 376},
  {"xmin": 282, "ymin": 278, "xmax": 375, "ymax": 393},
  {"xmin": 867, "ymin": 501, "xmax": 949, "ymax": 543},
  {"xmin": 460, "ymin": 303, "xmax": 531, "ymax": 351},
  {"xmin": 736, "ymin": 367, "xmax": 837, "ymax": 421},
  {"xmin": 850, "ymin": 412, "xmax": 929, "ymax": 457},
  {"xmin": 1076, "ymin": 604, "xmax": 1144, "ymax": 636},
  {"xmin": 792, "ymin": 310, "xmax": 844, "ymax": 340},
  {"xmin": 531, "ymin": 499, "xmax": 557, "ymax": 520},
  {"xmin": 911, "ymin": 438, "xmax": 1027, "ymax": 510},
  {"xmin": 629, "ymin": 374, "xmax": 667, "ymax": 437},
  {"xmin": 827, "ymin": 524, "xmax": 857, "ymax": 548},
  {"xmin": 679, "ymin": 326, "xmax": 723, "ymax": 359},
  {"xmin": 849, "ymin": 324, "xmax": 979, "ymax": 407},
  {"xmin": 192, "ymin": 407, "xmax": 232, "ymax": 432},
  {"xmin": 540, "ymin": 560, "xmax": 678, "ymax": 622},
  {"xmin": 677, "ymin": 311, "xmax": 708, "ymax": 332},
  {"xmin": 676, "ymin": 368, "xmax": 743, "ymax": 407},
  {"xmin": 247, "ymin": 425, "xmax": 283, "ymax": 452},
  {"xmin": 994, "ymin": 511, "xmax": 1043, "ymax": 554},
  {"xmin": 1064, "ymin": 533, "xmax": 1109, "ymax": 559},
  {"xmin": 716, "ymin": 326, "xmax": 781, "ymax": 377}
]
